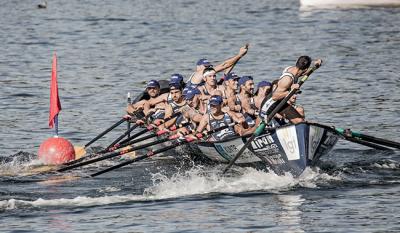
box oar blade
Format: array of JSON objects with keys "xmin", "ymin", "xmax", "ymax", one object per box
[{"xmin": 74, "ymin": 146, "xmax": 86, "ymax": 159}]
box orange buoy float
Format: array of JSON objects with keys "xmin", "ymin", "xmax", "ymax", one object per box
[{"xmin": 38, "ymin": 137, "xmax": 75, "ymax": 165}]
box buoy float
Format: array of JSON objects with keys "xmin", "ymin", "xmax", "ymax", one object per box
[{"xmin": 38, "ymin": 137, "xmax": 75, "ymax": 165}]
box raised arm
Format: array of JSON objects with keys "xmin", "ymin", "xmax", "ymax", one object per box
[{"xmin": 213, "ymin": 44, "xmax": 249, "ymax": 73}]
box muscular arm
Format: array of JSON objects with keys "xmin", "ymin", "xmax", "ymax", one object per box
[
  {"xmin": 272, "ymin": 76, "xmax": 292, "ymax": 101},
  {"xmin": 147, "ymin": 93, "xmax": 168, "ymax": 107},
  {"xmin": 214, "ymin": 44, "xmax": 249, "ymax": 73},
  {"xmin": 227, "ymin": 95, "xmax": 240, "ymax": 112}
]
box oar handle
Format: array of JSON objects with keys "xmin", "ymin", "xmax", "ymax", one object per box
[
  {"xmin": 83, "ymin": 117, "xmax": 127, "ymax": 148},
  {"xmin": 90, "ymin": 123, "xmax": 236, "ymax": 177}
]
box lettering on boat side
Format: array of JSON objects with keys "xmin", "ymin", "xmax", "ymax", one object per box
[
  {"xmin": 251, "ymin": 135, "xmax": 285, "ymax": 165},
  {"xmin": 251, "ymin": 135, "xmax": 275, "ymax": 151}
]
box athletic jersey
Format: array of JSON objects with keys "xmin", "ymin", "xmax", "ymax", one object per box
[
  {"xmin": 166, "ymin": 93, "xmax": 173, "ymax": 104},
  {"xmin": 259, "ymin": 66, "xmax": 296, "ymax": 123},
  {"xmin": 169, "ymin": 100, "xmax": 186, "ymax": 126},
  {"xmin": 186, "ymin": 72, "xmax": 205, "ymax": 89},
  {"xmin": 208, "ymin": 113, "xmax": 236, "ymax": 141},
  {"xmin": 234, "ymin": 94, "xmax": 257, "ymax": 127}
]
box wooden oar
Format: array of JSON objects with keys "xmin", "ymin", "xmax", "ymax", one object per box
[
  {"xmin": 73, "ymin": 117, "xmax": 128, "ymax": 158},
  {"xmin": 223, "ymin": 61, "xmax": 322, "ymax": 174},
  {"xmin": 90, "ymin": 123, "xmax": 236, "ymax": 177}
]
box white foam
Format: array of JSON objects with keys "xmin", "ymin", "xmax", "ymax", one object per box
[{"xmin": 0, "ymin": 166, "xmax": 341, "ymax": 211}]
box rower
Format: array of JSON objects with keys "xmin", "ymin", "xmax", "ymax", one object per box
[
  {"xmin": 186, "ymin": 44, "xmax": 249, "ymax": 89},
  {"xmin": 178, "ymin": 88, "xmax": 204, "ymax": 135},
  {"xmin": 219, "ymin": 72, "xmax": 239, "ymax": 104},
  {"xmin": 254, "ymin": 81, "xmax": 272, "ymax": 109},
  {"xmin": 162, "ymin": 82, "xmax": 187, "ymax": 129},
  {"xmin": 144, "ymin": 73, "xmax": 185, "ymax": 115},
  {"xmin": 196, "ymin": 95, "xmax": 247, "ymax": 141},
  {"xmin": 198, "ymin": 67, "xmax": 220, "ymax": 114},
  {"xmin": 260, "ymin": 56, "xmax": 321, "ymax": 125},
  {"xmin": 127, "ymin": 80, "xmax": 162, "ymax": 120},
  {"xmin": 228, "ymin": 76, "xmax": 258, "ymax": 127}
]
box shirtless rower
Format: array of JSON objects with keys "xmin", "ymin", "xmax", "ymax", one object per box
[
  {"xmin": 196, "ymin": 95, "xmax": 248, "ymax": 141},
  {"xmin": 260, "ymin": 56, "xmax": 321, "ymax": 124},
  {"xmin": 254, "ymin": 81, "xmax": 272, "ymax": 109},
  {"xmin": 186, "ymin": 44, "xmax": 249, "ymax": 89}
]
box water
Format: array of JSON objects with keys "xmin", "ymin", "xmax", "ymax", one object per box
[{"xmin": 1, "ymin": 0, "xmax": 400, "ymax": 232}]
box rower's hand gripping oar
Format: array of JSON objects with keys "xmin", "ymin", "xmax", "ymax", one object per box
[
  {"xmin": 222, "ymin": 60, "xmax": 322, "ymax": 174},
  {"xmin": 73, "ymin": 117, "xmax": 128, "ymax": 158},
  {"xmin": 90, "ymin": 123, "xmax": 237, "ymax": 177}
]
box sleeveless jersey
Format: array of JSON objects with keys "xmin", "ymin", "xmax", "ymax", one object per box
[{"xmin": 208, "ymin": 113, "xmax": 236, "ymax": 141}]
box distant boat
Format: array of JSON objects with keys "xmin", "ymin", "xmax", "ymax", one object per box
[{"xmin": 300, "ymin": 0, "xmax": 400, "ymax": 7}]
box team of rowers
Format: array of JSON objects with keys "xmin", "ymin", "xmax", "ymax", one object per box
[{"xmin": 126, "ymin": 45, "xmax": 321, "ymax": 141}]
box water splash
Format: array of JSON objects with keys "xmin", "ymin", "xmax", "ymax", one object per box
[{"xmin": 0, "ymin": 165, "xmax": 340, "ymax": 211}]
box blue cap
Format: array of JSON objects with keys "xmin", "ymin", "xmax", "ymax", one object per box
[
  {"xmin": 257, "ymin": 81, "xmax": 272, "ymax": 89},
  {"xmin": 196, "ymin": 58, "xmax": 212, "ymax": 67},
  {"xmin": 170, "ymin": 74, "xmax": 184, "ymax": 85},
  {"xmin": 238, "ymin": 76, "xmax": 253, "ymax": 86},
  {"xmin": 209, "ymin": 95, "xmax": 223, "ymax": 106},
  {"xmin": 184, "ymin": 88, "xmax": 201, "ymax": 100},
  {"xmin": 169, "ymin": 82, "xmax": 182, "ymax": 90},
  {"xmin": 146, "ymin": 80, "xmax": 160, "ymax": 88},
  {"xmin": 225, "ymin": 72, "xmax": 239, "ymax": 81}
]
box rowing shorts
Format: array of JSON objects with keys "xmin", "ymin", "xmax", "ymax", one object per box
[{"xmin": 259, "ymin": 98, "xmax": 289, "ymax": 123}]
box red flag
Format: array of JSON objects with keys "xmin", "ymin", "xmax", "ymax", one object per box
[{"xmin": 49, "ymin": 53, "xmax": 62, "ymax": 128}]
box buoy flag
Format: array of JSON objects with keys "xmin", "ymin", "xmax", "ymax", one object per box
[{"xmin": 49, "ymin": 53, "xmax": 62, "ymax": 128}]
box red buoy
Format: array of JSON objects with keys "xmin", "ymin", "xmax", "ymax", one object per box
[{"xmin": 38, "ymin": 137, "xmax": 75, "ymax": 165}]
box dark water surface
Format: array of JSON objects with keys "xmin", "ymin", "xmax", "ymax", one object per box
[{"xmin": 1, "ymin": 0, "xmax": 400, "ymax": 232}]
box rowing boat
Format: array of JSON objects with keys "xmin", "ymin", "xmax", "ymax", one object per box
[{"xmin": 133, "ymin": 82, "xmax": 339, "ymax": 177}]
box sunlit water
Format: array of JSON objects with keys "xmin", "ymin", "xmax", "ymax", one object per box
[{"xmin": 1, "ymin": 0, "xmax": 400, "ymax": 232}]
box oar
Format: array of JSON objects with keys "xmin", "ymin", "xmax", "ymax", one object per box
[
  {"xmin": 103, "ymin": 124, "xmax": 138, "ymax": 152},
  {"xmin": 73, "ymin": 117, "xmax": 128, "ymax": 158},
  {"xmin": 57, "ymin": 123, "xmax": 189, "ymax": 172},
  {"xmin": 223, "ymin": 62, "xmax": 322, "ymax": 174},
  {"xmin": 310, "ymin": 123, "xmax": 395, "ymax": 150},
  {"xmin": 335, "ymin": 128, "xmax": 400, "ymax": 150},
  {"xmin": 90, "ymin": 123, "xmax": 236, "ymax": 177},
  {"xmin": 127, "ymin": 92, "xmax": 132, "ymax": 138},
  {"xmin": 57, "ymin": 131, "xmax": 174, "ymax": 172}
]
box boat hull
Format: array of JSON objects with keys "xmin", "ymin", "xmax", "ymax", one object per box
[{"xmin": 138, "ymin": 122, "xmax": 339, "ymax": 177}]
